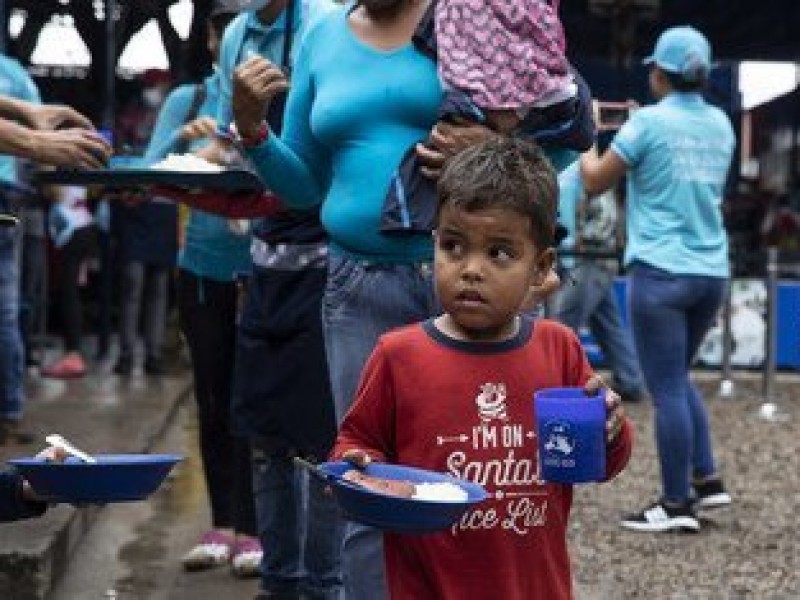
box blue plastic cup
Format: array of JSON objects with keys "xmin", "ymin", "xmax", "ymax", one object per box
[
  {"xmin": 534, "ymin": 387, "xmax": 606, "ymax": 483},
  {"xmin": 98, "ymin": 128, "xmax": 114, "ymax": 146}
]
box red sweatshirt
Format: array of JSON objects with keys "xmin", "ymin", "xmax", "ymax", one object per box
[{"xmin": 332, "ymin": 317, "xmax": 633, "ymax": 600}]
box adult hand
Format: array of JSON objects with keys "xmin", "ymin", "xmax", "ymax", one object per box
[
  {"xmin": 31, "ymin": 128, "xmax": 111, "ymax": 169},
  {"xmin": 416, "ymin": 120, "xmax": 496, "ymax": 179},
  {"xmin": 232, "ymin": 56, "xmax": 289, "ymax": 140},
  {"xmin": 21, "ymin": 446, "xmax": 68, "ymax": 503},
  {"xmin": 23, "ymin": 103, "xmax": 96, "ymax": 132},
  {"xmin": 180, "ymin": 116, "xmax": 218, "ymax": 143},
  {"xmin": 584, "ymin": 374, "xmax": 625, "ymax": 444},
  {"xmin": 194, "ymin": 136, "xmax": 243, "ymax": 168}
]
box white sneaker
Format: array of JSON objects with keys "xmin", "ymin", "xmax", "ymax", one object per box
[{"xmin": 621, "ymin": 500, "xmax": 700, "ymax": 533}]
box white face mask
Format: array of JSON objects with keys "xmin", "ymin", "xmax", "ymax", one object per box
[{"xmin": 143, "ymin": 88, "xmax": 164, "ymax": 108}]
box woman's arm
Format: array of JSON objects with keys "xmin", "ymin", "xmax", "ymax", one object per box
[
  {"xmin": 579, "ymin": 145, "xmax": 627, "ymax": 197},
  {"xmin": 236, "ymin": 35, "xmax": 332, "ymax": 209},
  {"xmin": 0, "ymin": 95, "xmax": 95, "ymax": 131},
  {"xmin": 0, "ymin": 119, "xmax": 110, "ymax": 168}
]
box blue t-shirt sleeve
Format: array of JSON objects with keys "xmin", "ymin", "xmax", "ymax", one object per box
[
  {"xmin": 143, "ymin": 85, "xmax": 196, "ymax": 164},
  {"xmin": 4, "ymin": 58, "xmax": 40, "ymax": 104},
  {"xmin": 18, "ymin": 68, "xmax": 41, "ymax": 104},
  {"xmin": 610, "ymin": 109, "xmax": 649, "ymax": 167},
  {"xmin": 246, "ymin": 23, "xmax": 331, "ymax": 209}
]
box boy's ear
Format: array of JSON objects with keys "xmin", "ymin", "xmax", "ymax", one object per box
[{"xmin": 532, "ymin": 248, "xmax": 556, "ymax": 286}]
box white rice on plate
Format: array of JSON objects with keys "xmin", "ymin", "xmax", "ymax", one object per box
[
  {"xmin": 412, "ymin": 482, "xmax": 469, "ymax": 502},
  {"xmin": 152, "ymin": 153, "xmax": 224, "ymax": 173}
]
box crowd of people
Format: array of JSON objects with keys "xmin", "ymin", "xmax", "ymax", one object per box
[{"xmin": 0, "ymin": 1, "xmax": 738, "ymax": 599}]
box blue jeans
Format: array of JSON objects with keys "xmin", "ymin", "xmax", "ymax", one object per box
[
  {"xmin": 251, "ymin": 449, "xmax": 343, "ymax": 599},
  {"xmin": 629, "ymin": 262, "xmax": 726, "ymax": 503},
  {"xmin": 551, "ymin": 261, "xmax": 646, "ymax": 396},
  {"xmin": 0, "ymin": 226, "xmax": 23, "ymax": 420},
  {"xmin": 322, "ymin": 254, "xmax": 437, "ymax": 600}
]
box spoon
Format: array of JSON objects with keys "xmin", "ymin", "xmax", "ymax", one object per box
[
  {"xmin": 293, "ymin": 456, "xmax": 367, "ymax": 490},
  {"xmin": 45, "ymin": 434, "xmax": 97, "ymax": 464}
]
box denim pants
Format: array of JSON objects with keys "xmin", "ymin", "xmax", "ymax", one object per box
[
  {"xmin": 0, "ymin": 226, "xmax": 23, "ymax": 420},
  {"xmin": 551, "ymin": 261, "xmax": 646, "ymax": 395},
  {"xmin": 322, "ymin": 255, "xmax": 437, "ymax": 600},
  {"xmin": 118, "ymin": 261, "xmax": 169, "ymax": 361},
  {"xmin": 629, "ymin": 262, "xmax": 726, "ymax": 503},
  {"xmin": 251, "ymin": 447, "xmax": 343, "ymax": 599}
]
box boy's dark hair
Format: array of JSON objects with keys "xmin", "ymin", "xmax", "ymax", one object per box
[
  {"xmin": 437, "ymin": 136, "xmax": 558, "ymax": 248},
  {"xmin": 663, "ymin": 69, "xmax": 706, "ymax": 92}
]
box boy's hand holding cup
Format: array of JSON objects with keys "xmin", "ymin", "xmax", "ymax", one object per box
[
  {"xmin": 534, "ymin": 375, "xmax": 625, "ymax": 484},
  {"xmin": 583, "ymin": 374, "xmax": 625, "ymax": 445}
]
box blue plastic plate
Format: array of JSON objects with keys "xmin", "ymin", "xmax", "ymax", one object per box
[
  {"xmin": 319, "ymin": 462, "xmax": 488, "ymax": 534},
  {"xmin": 8, "ymin": 454, "xmax": 182, "ymax": 503}
]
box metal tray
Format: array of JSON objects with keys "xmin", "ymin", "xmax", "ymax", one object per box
[{"xmin": 35, "ymin": 167, "xmax": 265, "ymax": 194}]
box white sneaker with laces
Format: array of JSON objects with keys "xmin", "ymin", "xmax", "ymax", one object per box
[{"xmin": 621, "ymin": 501, "xmax": 700, "ymax": 533}]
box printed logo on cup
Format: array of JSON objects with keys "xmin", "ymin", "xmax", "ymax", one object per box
[{"xmin": 534, "ymin": 387, "xmax": 606, "ymax": 484}]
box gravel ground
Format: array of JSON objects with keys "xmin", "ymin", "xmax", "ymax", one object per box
[{"xmin": 569, "ymin": 373, "xmax": 799, "ymax": 600}]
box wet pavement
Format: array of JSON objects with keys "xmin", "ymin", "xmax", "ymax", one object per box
[
  {"xmin": 49, "ymin": 400, "xmax": 259, "ymax": 600},
  {"xmin": 0, "ymin": 360, "xmax": 192, "ymax": 600}
]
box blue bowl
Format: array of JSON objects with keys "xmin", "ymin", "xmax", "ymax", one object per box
[
  {"xmin": 8, "ymin": 454, "xmax": 183, "ymax": 503},
  {"xmin": 319, "ymin": 462, "xmax": 488, "ymax": 534}
]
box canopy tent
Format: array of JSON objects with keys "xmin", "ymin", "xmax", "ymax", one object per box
[
  {"xmin": 3, "ymin": 0, "xmax": 798, "ymax": 68},
  {"xmin": 561, "ymin": 0, "xmax": 800, "ymax": 64},
  {"xmin": 0, "ymin": 0, "xmax": 796, "ymax": 124}
]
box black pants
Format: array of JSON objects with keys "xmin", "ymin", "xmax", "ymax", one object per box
[
  {"xmin": 177, "ymin": 268, "xmax": 256, "ymax": 535},
  {"xmin": 59, "ymin": 226, "xmax": 96, "ymax": 352}
]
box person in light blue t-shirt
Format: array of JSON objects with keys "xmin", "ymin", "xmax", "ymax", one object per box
[
  {"xmin": 0, "ymin": 55, "xmax": 40, "ymax": 446},
  {"xmin": 580, "ymin": 26, "xmax": 735, "ymax": 534}
]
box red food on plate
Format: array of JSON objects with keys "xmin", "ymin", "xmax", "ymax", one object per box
[{"xmin": 342, "ymin": 470, "xmax": 416, "ymax": 498}]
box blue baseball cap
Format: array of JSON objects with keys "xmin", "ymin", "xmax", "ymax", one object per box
[{"xmin": 643, "ymin": 26, "xmax": 712, "ymax": 82}]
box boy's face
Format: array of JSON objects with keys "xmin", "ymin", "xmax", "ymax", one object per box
[{"xmin": 434, "ymin": 203, "xmax": 553, "ymax": 342}]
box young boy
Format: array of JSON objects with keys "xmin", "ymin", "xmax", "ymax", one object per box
[{"xmin": 331, "ymin": 136, "xmax": 633, "ymax": 600}]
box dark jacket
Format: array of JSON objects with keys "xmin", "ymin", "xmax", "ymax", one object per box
[
  {"xmin": 0, "ymin": 467, "xmax": 47, "ymax": 523},
  {"xmin": 381, "ymin": 1, "xmax": 594, "ymax": 236}
]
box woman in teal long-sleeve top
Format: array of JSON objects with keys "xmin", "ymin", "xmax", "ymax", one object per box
[{"xmin": 231, "ymin": 2, "xmax": 473, "ymax": 598}]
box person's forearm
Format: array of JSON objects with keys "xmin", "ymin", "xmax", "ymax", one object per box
[
  {"xmin": 0, "ymin": 118, "xmax": 38, "ymax": 159},
  {"xmin": 246, "ymin": 137, "xmax": 324, "ymax": 210},
  {"xmin": 579, "ymin": 144, "xmax": 625, "ymax": 197},
  {"xmin": 0, "ymin": 95, "xmax": 33, "ymax": 123}
]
